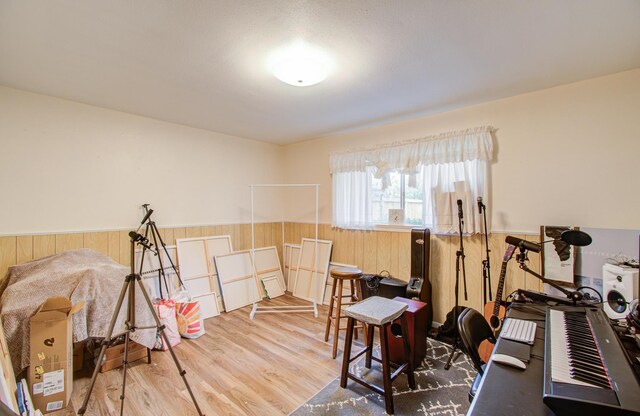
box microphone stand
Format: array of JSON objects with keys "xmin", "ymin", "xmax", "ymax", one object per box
[
  {"xmin": 445, "ymin": 200, "xmax": 468, "ymax": 370},
  {"xmin": 479, "ymin": 200, "xmax": 492, "ymax": 305},
  {"xmin": 515, "ymin": 246, "xmax": 584, "ymax": 305}
]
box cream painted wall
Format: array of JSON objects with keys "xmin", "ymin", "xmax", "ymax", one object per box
[
  {"xmin": 2, "ymin": 69, "xmax": 638, "ymax": 235},
  {"xmin": 0, "ymin": 86, "xmax": 285, "ymax": 234},
  {"xmin": 282, "ymin": 69, "xmax": 640, "ymax": 233}
]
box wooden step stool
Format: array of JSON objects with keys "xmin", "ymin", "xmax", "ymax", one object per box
[{"xmin": 324, "ymin": 267, "xmax": 366, "ymax": 359}]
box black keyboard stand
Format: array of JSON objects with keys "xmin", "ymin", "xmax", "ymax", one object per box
[{"xmin": 515, "ymin": 289, "xmax": 574, "ymax": 306}]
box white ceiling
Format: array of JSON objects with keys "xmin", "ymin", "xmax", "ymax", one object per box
[{"xmin": 1, "ymin": 1, "xmax": 639, "ymax": 145}]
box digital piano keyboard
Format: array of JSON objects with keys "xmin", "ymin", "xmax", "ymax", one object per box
[{"xmin": 544, "ymin": 305, "xmax": 640, "ymax": 416}]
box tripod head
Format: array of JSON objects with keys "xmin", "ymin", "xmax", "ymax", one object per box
[
  {"xmin": 128, "ymin": 231, "xmax": 154, "ymax": 250},
  {"xmin": 135, "ymin": 204, "xmax": 155, "ymax": 234},
  {"xmin": 140, "ymin": 204, "xmax": 154, "ymax": 226}
]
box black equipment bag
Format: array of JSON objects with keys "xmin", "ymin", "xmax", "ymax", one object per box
[
  {"xmin": 438, "ymin": 306, "xmax": 468, "ymax": 337},
  {"xmin": 358, "ymin": 271, "xmax": 408, "ymax": 300}
]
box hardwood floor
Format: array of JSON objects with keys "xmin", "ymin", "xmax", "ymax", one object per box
[{"xmin": 53, "ymin": 295, "xmax": 346, "ymax": 416}]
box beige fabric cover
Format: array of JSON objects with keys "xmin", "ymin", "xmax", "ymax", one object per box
[
  {"xmin": 344, "ymin": 296, "xmax": 408, "ymax": 325},
  {"xmin": 1, "ymin": 249, "xmax": 156, "ymax": 373}
]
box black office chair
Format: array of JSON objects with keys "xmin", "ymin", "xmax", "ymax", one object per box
[{"xmin": 457, "ymin": 308, "xmax": 496, "ymax": 402}]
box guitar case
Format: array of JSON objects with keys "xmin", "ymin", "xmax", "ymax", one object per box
[{"xmin": 406, "ymin": 228, "xmax": 433, "ymax": 329}]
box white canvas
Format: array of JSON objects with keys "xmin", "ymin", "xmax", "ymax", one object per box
[
  {"xmin": 261, "ymin": 274, "xmax": 285, "ymax": 299},
  {"xmin": 135, "ymin": 245, "xmax": 179, "ymax": 298},
  {"xmin": 135, "ymin": 245, "xmax": 177, "ymax": 274},
  {"xmin": 192, "ymin": 292, "xmax": 220, "ymax": 319},
  {"xmin": 183, "ymin": 275, "xmax": 212, "ymax": 296},
  {"xmin": 176, "ymin": 239, "xmax": 209, "ymax": 279},
  {"xmin": 292, "ymin": 238, "xmax": 333, "ymax": 303},
  {"xmin": 215, "ymin": 251, "xmax": 261, "ymax": 312},
  {"xmin": 287, "ymin": 245, "xmax": 301, "ymax": 292},
  {"xmin": 283, "ymin": 244, "xmax": 292, "ymax": 284},
  {"xmin": 253, "ymin": 246, "xmax": 285, "ymax": 295},
  {"xmin": 176, "ymin": 235, "xmax": 232, "ymax": 317}
]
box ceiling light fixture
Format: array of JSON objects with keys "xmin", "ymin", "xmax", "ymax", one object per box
[{"xmin": 270, "ymin": 41, "xmax": 331, "ymax": 87}]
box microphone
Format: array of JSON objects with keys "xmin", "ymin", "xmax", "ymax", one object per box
[
  {"xmin": 457, "ymin": 199, "xmax": 463, "ymax": 219},
  {"xmin": 477, "ymin": 196, "xmax": 484, "ymax": 213},
  {"xmin": 505, "ymin": 235, "xmax": 541, "ymax": 253}
]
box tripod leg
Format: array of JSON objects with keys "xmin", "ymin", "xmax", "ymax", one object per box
[
  {"xmin": 138, "ymin": 223, "xmax": 151, "ymax": 276},
  {"xmin": 134, "ymin": 275, "xmax": 204, "ymax": 415},
  {"xmin": 461, "ymin": 253, "xmax": 468, "ymax": 301},
  {"xmin": 444, "ymin": 340, "xmax": 460, "ymax": 370},
  {"xmin": 118, "ymin": 276, "xmax": 138, "ymax": 416},
  {"xmin": 119, "ymin": 332, "xmax": 131, "ymax": 416},
  {"xmin": 148, "ymin": 223, "xmax": 169, "ymax": 299},
  {"xmin": 78, "ymin": 275, "xmax": 133, "ymax": 415},
  {"xmin": 445, "ymin": 253, "xmax": 463, "ymax": 371},
  {"xmin": 150, "ymin": 220, "xmax": 182, "ymax": 294}
]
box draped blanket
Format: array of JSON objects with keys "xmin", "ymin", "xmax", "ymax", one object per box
[{"xmin": 1, "ymin": 249, "xmax": 156, "ymax": 374}]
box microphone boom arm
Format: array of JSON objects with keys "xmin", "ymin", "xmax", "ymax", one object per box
[{"xmin": 516, "ymin": 248, "xmax": 583, "ymax": 305}]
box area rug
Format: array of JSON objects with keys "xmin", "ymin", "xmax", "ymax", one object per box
[{"xmin": 290, "ymin": 338, "xmax": 474, "ymax": 416}]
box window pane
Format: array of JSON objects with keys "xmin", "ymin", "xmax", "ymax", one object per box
[
  {"xmin": 371, "ymin": 172, "xmax": 401, "ymax": 223},
  {"xmin": 405, "ymin": 173, "xmax": 424, "ymax": 225}
]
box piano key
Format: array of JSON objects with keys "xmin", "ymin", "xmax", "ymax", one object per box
[{"xmin": 548, "ymin": 309, "xmax": 612, "ymax": 390}]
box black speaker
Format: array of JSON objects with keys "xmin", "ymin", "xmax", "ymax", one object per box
[{"xmin": 406, "ymin": 228, "xmax": 433, "ymax": 329}]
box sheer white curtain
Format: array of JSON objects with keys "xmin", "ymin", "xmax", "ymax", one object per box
[
  {"xmin": 330, "ymin": 126, "xmax": 493, "ymax": 233},
  {"xmin": 422, "ymin": 159, "xmax": 488, "ymax": 234},
  {"xmin": 332, "ymin": 167, "xmax": 374, "ymax": 229}
]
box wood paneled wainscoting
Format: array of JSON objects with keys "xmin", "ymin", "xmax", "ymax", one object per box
[
  {"xmin": 0, "ymin": 223, "xmax": 286, "ymax": 292},
  {"xmin": 1, "ymin": 222, "xmax": 541, "ymax": 325},
  {"xmin": 282, "ymin": 222, "xmax": 543, "ymax": 325}
]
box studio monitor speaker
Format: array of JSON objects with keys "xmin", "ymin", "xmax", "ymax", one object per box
[{"xmin": 602, "ymin": 263, "xmax": 639, "ymax": 319}]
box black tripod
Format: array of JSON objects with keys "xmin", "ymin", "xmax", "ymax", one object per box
[
  {"xmin": 478, "ymin": 197, "xmax": 492, "ymax": 305},
  {"xmin": 77, "ymin": 228, "xmax": 204, "ymax": 415},
  {"xmin": 444, "ymin": 199, "xmax": 468, "ymax": 370},
  {"xmin": 136, "ymin": 204, "xmax": 183, "ymax": 299}
]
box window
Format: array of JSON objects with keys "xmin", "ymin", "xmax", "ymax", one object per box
[
  {"xmin": 371, "ymin": 171, "xmax": 424, "ymax": 225},
  {"xmin": 330, "ymin": 127, "xmax": 494, "ymax": 234}
]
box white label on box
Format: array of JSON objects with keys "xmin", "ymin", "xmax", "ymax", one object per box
[
  {"xmin": 32, "ymin": 382, "xmax": 43, "ymax": 395},
  {"xmin": 46, "ymin": 400, "xmax": 63, "ymax": 411},
  {"xmin": 43, "ymin": 369, "xmax": 64, "ymax": 396}
]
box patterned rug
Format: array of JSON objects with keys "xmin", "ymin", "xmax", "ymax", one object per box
[{"xmin": 290, "ymin": 338, "xmax": 474, "ymax": 416}]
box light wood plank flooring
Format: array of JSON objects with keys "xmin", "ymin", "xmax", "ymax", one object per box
[{"xmin": 52, "ymin": 295, "xmax": 348, "ymax": 415}]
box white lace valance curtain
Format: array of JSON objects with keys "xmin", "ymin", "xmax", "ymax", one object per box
[
  {"xmin": 329, "ymin": 126, "xmax": 494, "ymax": 176},
  {"xmin": 330, "ymin": 126, "xmax": 494, "ymax": 233}
]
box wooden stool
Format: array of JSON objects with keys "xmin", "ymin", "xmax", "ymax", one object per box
[
  {"xmin": 324, "ymin": 267, "xmax": 365, "ymax": 359},
  {"xmin": 340, "ymin": 296, "xmax": 416, "ymax": 415}
]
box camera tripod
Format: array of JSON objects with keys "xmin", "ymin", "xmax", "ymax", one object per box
[
  {"xmin": 135, "ymin": 204, "xmax": 184, "ymax": 299},
  {"xmin": 78, "ymin": 211, "xmax": 203, "ymax": 415}
]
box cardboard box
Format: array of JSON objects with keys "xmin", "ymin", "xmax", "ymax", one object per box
[
  {"xmin": 72, "ymin": 342, "xmax": 84, "ymax": 372},
  {"xmin": 100, "ymin": 340, "xmax": 149, "ymax": 373},
  {"xmin": 29, "ymin": 298, "xmax": 83, "ymax": 414}
]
